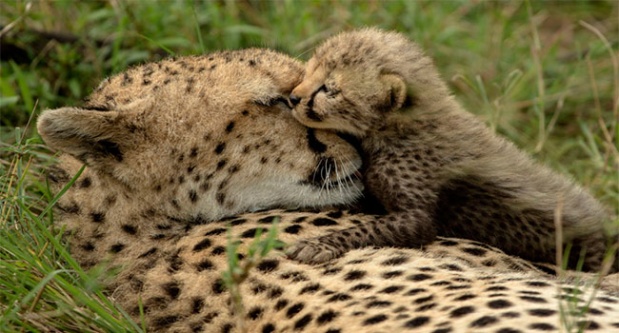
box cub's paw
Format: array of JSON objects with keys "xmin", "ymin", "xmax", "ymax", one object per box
[{"xmin": 286, "ymin": 238, "xmax": 343, "ymax": 264}]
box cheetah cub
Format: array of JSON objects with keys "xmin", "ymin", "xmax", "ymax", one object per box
[{"xmin": 286, "ymin": 28, "xmax": 617, "ymax": 272}]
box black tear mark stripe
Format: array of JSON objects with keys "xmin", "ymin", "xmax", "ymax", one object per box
[
  {"xmin": 306, "ymin": 129, "xmax": 327, "ymax": 154},
  {"xmin": 306, "ymin": 85, "xmax": 326, "ymax": 121}
]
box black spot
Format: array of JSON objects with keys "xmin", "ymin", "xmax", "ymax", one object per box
[
  {"xmin": 286, "ymin": 303, "xmax": 304, "ymax": 318},
  {"xmin": 230, "ymin": 218, "xmax": 247, "ymax": 226},
  {"xmin": 121, "ymin": 224, "xmax": 138, "ymax": 235},
  {"xmin": 488, "ymin": 299, "xmax": 512, "ymax": 309},
  {"xmin": 166, "ymin": 252, "xmax": 183, "ymax": 272},
  {"xmin": 344, "ymin": 270, "xmax": 366, "ymax": 281},
  {"xmin": 81, "ymin": 242, "xmax": 95, "ymax": 252},
  {"xmin": 262, "ymin": 323, "xmax": 275, "ymax": 333},
  {"xmin": 454, "ymin": 294, "xmax": 476, "ymax": 301},
  {"xmin": 228, "ymin": 165, "xmax": 240, "ymax": 174},
  {"xmin": 528, "ymin": 323, "xmax": 555, "ymax": 330},
  {"xmin": 407, "ymin": 273, "xmax": 432, "ymax": 281},
  {"xmin": 597, "ymin": 296, "xmax": 618, "ymax": 303},
  {"xmin": 501, "ymin": 312, "xmax": 520, "ymax": 319},
  {"xmin": 191, "ymin": 297, "xmax": 204, "ymax": 314},
  {"xmin": 268, "ymin": 286, "xmax": 284, "ymax": 298},
  {"xmin": 212, "ymin": 278, "xmax": 226, "ymax": 294},
  {"xmin": 225, "ymin": 121, "xmax": 235, "ymax": 133},
  {"xmin": 413, "ymin": 295, "xmax": 434, "ymax": 305},
  {"xmin": 256, "ymin": 259, "xmax": 279, "ymax": 273},
  {"xmin": 109, "ymin": 243, "xmax": 125, "ymax": 253},
  {"xmin": 578, "ymin": 320, "xmax": 600, "ymax": 330},
  {"xmin": 241, "ymin": 228, "xmax": 265, "ymax": 238},
  {"xmin": 306, "ymin": 129, "xmax": 327, "ymax": 153},
  {"xmin": 215, "ymin": 142, "xmax": 226, "ymax": 154},
  {"xmin": 193, "ymin": 238, "xmax": 212, "ymax": 252},
  {"xmin": 153, "ymin": 315, "xmax": 178, "ymax": 328},
  {"xmin": 528, "ymin": 309, "xmax": 556, "ymax": 317},
  {"xmin": 470, "ymin": 315, "xmax": 498, "ymax": 328},
  {"xmin": 247, "ymin": 307, "xmax": 264, "ymax": 320},
  {"xmin": 162, "ymin": 281, "xmax": 181, "ymax": 299},
  {"xmin": 216, "ymin": 192, "xmax": 226, "ymax": 205},
  {"xmin": 381, "ymin": 256, "xmax": 408, "ymax": 266},
  {"xmin": 90, "ymin": 212, "xmax": 105, "ymax": 223},
  {"xmin": 205, "ymin": 228, "xmax": 227, "ymax": 236},
  {"xmin": 312, "ymin": 218, "xmax": 338, "ymax": 226},
  {"xmin": 322, "ymin": 267, "xmax": 342, "ymax": 276},
  {"xmin": 382, "ymin": 271, "xmax": 404, "ymax": 279},
  {"xmin": 486, "ymin": 286, "xmax": 508, "ymax": 291},
  {"xmin": 326, "ymin": 293, "xmax": 352, "ymax": 302},
  {"xmin": 367, "ymin": 300, "xmax": 392, "ymax": 308},
  {"xmin": 216, "ymin": 160, "xmax": 227, "ymax": 170},
  {"xmin": 299, "ymin": 283, "xmax": 321, "ymax": 295},
  {"xmin": 380, "ymin": 285, "xmax": 404, "ymax": 294},
  {"xmin": 211, "ymin": 246, "xmax": 226, "ymax": 255},
  {"xmin": 221, "ymin": 323, "xmax": 233, "ymax": 333},
  {"xmin": 496, "ymin": 329, "xmax": 521, "ymax": 333},
  {"xmin": 520, "ymin": 296, "xmax": 547, "ymax": 303},
  {"xmin": 450, "ymin": 306, "xmax": 475, "ymax": 318},
  {"xmin": 294, "ymin": 314, "xmax": 313, "ymax": 330},
  {"xmin": 284, "ymin": 225, "xmax": 302, "ymax": 234},
  {"xmin": 196, "ymin": 259, "xmax": 214, "ymax": 271},
  {"xmin": 363, "ymin": 314, "xmax": 388, "ymax": 325},
  {"xmin": 403, "ymin": 316, "xmax": 430, "ymax": 328},
  {"xmin": 79, "ymin": 177, "xmax": 92, "ymax": 188},
  {"xmin": 258, "ymin": 216, "xmax": 280, "ymax": 224},
  {"xmin": 350, "ymin": 283, "xmax": 373, "ymax": 291},
  {"xmin": 275, "ymin": 299, "xmax": 289, "ymax": 311},
  {"xmin": 280, "ymin": 271, "xmax": 309, "ymax": 282},
  {"xmin": 316, "ymin": 310, "xmax": 338, "ymax": 325}
]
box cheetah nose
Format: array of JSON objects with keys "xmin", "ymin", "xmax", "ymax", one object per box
[{"xmin": 289, "ymin": 94, "xmax": 301, "ymax": 106}]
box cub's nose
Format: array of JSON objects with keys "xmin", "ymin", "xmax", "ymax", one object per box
[{"xmin": 289, "ymin": 94, "xmax": 301, "ymax": 106}]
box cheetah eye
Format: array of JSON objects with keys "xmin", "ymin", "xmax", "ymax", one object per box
[
  {"xmin": 254, "ymin": 96, "xmax": 293, "ymax": 109},
  {"xmin": 321, "ymin": 84, "xmax": 340, "ymax": 97}
]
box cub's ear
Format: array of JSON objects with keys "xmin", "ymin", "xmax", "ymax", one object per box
[
  {"xmin": 37, "ymin": 107, "xmax": 130, "ymax": 166},
  {"xmin": 380, "ymin": 74, "xmax": 407, "ymax": 112}
]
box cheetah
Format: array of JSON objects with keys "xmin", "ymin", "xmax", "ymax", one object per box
[
  {"xmin": 39, "ymin": 48, "xmax": 619, "ymax": 332},
  {"xmin": 287, "ymin": 28, "xmax": 617, "ymax": 272}
]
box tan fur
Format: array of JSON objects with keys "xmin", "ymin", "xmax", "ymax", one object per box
[
  {"xmin": 38, "ymin": 49, "xmax": 364, "ymax": 225},
  {"xmin": 288, "ymin": 28, "xmax": 616, "ymax": 272},
  {"xmin": 39, "ymin": 48, "xmax": 619, "ymax": 332}
]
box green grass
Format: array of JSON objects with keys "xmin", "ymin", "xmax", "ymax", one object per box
[{"xmin": 1, "ymin": 1, "xmax": 617, "ymax": 331}]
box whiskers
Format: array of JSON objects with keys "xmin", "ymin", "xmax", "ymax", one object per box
[{"xmin": 311, "ymin": 156, "xmax": 363, "ymax": 199}]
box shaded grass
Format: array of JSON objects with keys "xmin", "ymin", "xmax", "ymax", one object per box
[{"xmin": 1, "ymin": 1, "xmax": 617, "ymax": 331}]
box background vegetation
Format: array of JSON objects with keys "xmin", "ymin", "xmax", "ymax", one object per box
[{"xmin": 1, "ymin": 0, "xmax": 617, "ymax": 331}]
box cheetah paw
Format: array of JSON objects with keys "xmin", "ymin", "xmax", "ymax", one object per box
[{"xmin": 286, "ymin": 238, "xmax": 343, "ymax": 264}]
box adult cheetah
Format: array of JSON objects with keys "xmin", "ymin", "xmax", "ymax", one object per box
[
  {"xmin": 287, "ymin": 28, "xmax": 617, "ymax": 272},
  {"xmin": 39, "ymin": 48, "xmax": 619, "ymax": 332}
]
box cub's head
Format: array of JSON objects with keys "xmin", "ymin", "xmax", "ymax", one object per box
[
  {"xmin": 38, "ymin": 49, "xmax": 363, "ymax": 222},
  {"xmin": 290, "ymin": 28, "xmax": 445, "ymax": 138}
]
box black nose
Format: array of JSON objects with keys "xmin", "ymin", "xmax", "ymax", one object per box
[{"xmin": 289, "ymin": 94, "xmax": 301, "ymax": 106}]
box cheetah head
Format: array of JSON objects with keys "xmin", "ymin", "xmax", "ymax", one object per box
[
  {"xmin": 289, "ymin": 28, "xmax": 448, "ymax": 138},
  {"xmin": 37, "ymin": 49, "xmax": 363, "ymax": 222}
]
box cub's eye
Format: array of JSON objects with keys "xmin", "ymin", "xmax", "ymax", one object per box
[
  {"xmin": 254, "ymin": 96, "xmax": 292, "ymax": 109},
  {"xmin": 321, "ymin": 83, "xmax": 340, "ymax": 97}
]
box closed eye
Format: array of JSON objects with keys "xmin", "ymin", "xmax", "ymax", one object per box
[{"xmin": 254, "ymin": 96, "xmax": 293, "ymax": 109}]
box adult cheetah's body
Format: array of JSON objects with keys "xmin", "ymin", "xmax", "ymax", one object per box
[{"xmin": 39, "ymin": 49, "xmax": 619, "ymax": 333}]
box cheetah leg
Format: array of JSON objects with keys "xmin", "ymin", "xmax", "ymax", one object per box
[{"xmin": 286, "ymin": 211, "xmax": 436, "ymax": 264}]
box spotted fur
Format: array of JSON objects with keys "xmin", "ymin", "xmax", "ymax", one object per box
[
  {"xmin": 39, "ymin": 48, "xmax": 619, "ymax": 332},
  {"xmin": 287, "ymin": 28, "xmax": 617, "ymax": 272}
]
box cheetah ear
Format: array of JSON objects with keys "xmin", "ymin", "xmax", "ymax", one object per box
[
  {"xmin": 380, "ymin": 74, "xmax": 407, "ymax": 112},
  {"xmin": 37, "ymin": 107, "xmax": 131, "ymax": 166}
]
